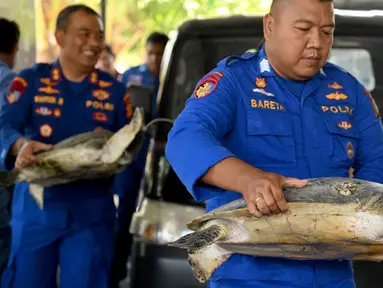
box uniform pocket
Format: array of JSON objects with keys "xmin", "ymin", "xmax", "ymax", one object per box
[
  {"xmin": 247, "ymin": 111, "xmax": 296, "ymax": 167},
  {"xmin": 323, "ymin": 117, "xmax": 360, "ymax": 168}
]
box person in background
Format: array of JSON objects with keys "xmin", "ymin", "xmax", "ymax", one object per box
[
  {"xmin": 0, "ymin": 17, "xmax": 20, "ymax": 284},
  {"xmin": 0, "ymin": 5, "xmax": 133, "ymax": 288},
  {"xmin": 110, "ymin": 31, "xmax": 169, "ymax": 287},
  {"xmin": 121, "ymin": 31, "xmax": 168, "ymax": 118},
  {"xmin": 165, "ymin": 0, "xmax": 383, "ymax": 287},
  {"xmin": 96, "ymin": 44, "xmax": 122, "ymax": 82}
]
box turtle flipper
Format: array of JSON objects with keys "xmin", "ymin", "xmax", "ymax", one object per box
[{"xmin": 168, "ymin": 224, "xmax": 228, "ymax": 252}]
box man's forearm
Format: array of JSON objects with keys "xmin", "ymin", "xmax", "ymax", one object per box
[
  {"xmin": 10, "ymin": 137, "xmax": 29, "ymax": 156},
  {"xmin": 201, "ymin": 157, "xmax": 264, "ymax": 194}
]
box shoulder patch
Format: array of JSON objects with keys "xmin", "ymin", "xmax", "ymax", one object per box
[
  {"xmin": 6, "ymin": 76, "xmax": 28, "ymax": 104},
  {"xmin": 363, "ymin": 87, "xmax": 380, "ymax": 118},
  {"xmin": 193, "ymin": 72, "xmax": 224, "ymax": 99}
]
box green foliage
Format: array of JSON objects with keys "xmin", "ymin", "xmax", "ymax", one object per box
[
  {"xmin": 106, "ymin": 0, "xmax": 272, "ymax": 72},
  {"xmin": 4, "ymin": 0, "xmax": 272, "ymax": 71}
]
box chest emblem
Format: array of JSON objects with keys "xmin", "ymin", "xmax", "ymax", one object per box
[
  {"xmin": 255, "ymin": 77, "xmax": 266, "ymax": 89},
  {"xmin": 92, "ymin": 112, "xmax": 109, "ymax": 122},
  {"xmin": 92, "ymin": 89, "xmax": 110, "ymax": 101},
  {"xmin": 40, "ymin": 124, "xmax": 53, "ymax": 138},
  {"xmin": 338, "ymin": 121, "xmax": 352, "ymax": 130},
  {"xmin": 328, "ymin": 82, "xmax": 343, "ymax": 89},
  {"xmin": 326, "ymin": 92, "xmax": 348, "ymax": 100},
  {"xmin": 35, "ymin": 106, "xmax": 52, "ymax": 116}
]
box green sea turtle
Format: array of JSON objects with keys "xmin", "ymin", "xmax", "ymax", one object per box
[
  {"xmin": 0, "ymin": 107, "xmax": 145, "ymax": 208},
  {"xmin": 168, "ymin": 177, "xmax": 383, "ymax": 283}
]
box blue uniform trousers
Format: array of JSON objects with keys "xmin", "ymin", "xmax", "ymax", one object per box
[{"xmin": 1, "ymin": 217, "xmax": 115, "ymax": 288}]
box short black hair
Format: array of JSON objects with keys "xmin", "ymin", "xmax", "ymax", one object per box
[
  {"xmin": 104, "ymin": 44, "xmax": 115, "ymax": 58},
  {"xmin": 270, "ymin": 0, "xmax": 333, "ymax": 12},
  {"xmin": 0, "ymin": 18, "xmax": 20, "ymax": 54},
  {"xmin": 146, "ymin": 32, "xmax": 169, "ymax": 47},
  {"xmin": 56, "ymin": 4, "xmax": 100, "ymax": 32}
]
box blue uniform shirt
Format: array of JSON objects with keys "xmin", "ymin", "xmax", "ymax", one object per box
[
  {"xmin": 0, "ymin": 60, "xmax": 16, "ymax": 107},
  {"xmin": 121, "ymin": 64, "xmax": 159, "ymax": 118},
  {"xmin": 0, "ymin": 60, "xmax": 133, "ymax": 229},
  {"xmin": 165, "ymin": 47, "xmax": 383, "ymax": 285}
]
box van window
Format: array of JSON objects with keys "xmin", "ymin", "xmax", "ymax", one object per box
[{"xmin": 328, "ymin": 48, "xmax": 375, "ymax": 92}]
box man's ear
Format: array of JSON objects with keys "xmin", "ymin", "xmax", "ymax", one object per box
[
  {"xmin": 12, "ymin": 43, "xmax": 19, "ymax": 54},
  {"xmin": 55, "ymin": 30, "xmax": 65, "ymax": 48},
  {"xmin": 263, "ymin": 13, "xmax": 275, "ymax": 41}
]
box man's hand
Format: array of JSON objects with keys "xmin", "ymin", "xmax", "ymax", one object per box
[
  {"xmin": 93, "ymin": 127, "xmax": 105, "ymax": 132},
  {"xmin": 241, "ymin": 172, "xmax": 308, "ymax": 217},
  {"xmin": 15, "ymin": 140, "xmax": 53, "ymax": 169}
]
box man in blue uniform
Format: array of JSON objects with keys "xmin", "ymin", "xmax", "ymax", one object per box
[
  {"xmin": 96, "ymin": 44, "xmax": 122, "ymax": 82},
  {"xmin": 110, "ymin": 31, "xmax": 169, "ymax": 286},
  {"xmin": 165, "ymin": 0, "xmax": 383, "ymax": 287},
  {"xmin": 0, "ymin": 17, "xmax": 20, "ymax": 283},
  {"xmin": 0, "ymin": 5, "xmax": 133, "ymax": 288},
  {"xmin": 121, "ymin": 31, "xmax": 168, "ymax": 118}
]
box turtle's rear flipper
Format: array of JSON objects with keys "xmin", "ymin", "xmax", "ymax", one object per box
[
  {"xmin": 169, "ymin": 224, "xmax": 232, "ymax": 283},
  {"xmin": 168, "ymin": 224, "xmax": 228, "ymax": 252}
]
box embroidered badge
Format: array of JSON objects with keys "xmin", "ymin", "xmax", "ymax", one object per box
[
  {"xmin": 90, "ymin": 71, "xmax": 98, "ymax": 84},
  {"xmin": 338, "ymin": 121, "xmax": 352, "ymax": 130},
  {"xmin": 194, "ymin": 73, "xmax": 223, "ymax": 99},
  {"xmin": 328, "ymin": 82, "xmax": 343, "ymax": 89},
  {"xmin": 40, "ymin": 124, "xmax": 53, "ymax": 138},
  {"xmin": 38, "ymin": 86, "xmax": 60, "ymax": 94},
  {"xmin": 92, "ymin": 112, "xmax": 109, "ymax": 122},
  {"xmin": 58, "ymin": 98, "xmax": 64, "ymax": 105},
  {"xmin": 35, "ymin": 106, "xmax": 52, "ymax": 116},
  {"xmin": 99, "ymin": 80, "xmax": 113, "ymax": 88},
  {"xmin": 92, "ymin": 89, "xmax": 110, "ymax": 101},
  {"xmin": 347, "ymin": 142, "xmax": 354, "ymax": 159},
  {"xmin": 51, "ymin": 68, "xmax": 61, "ymax": 81},
  {"xmin": 255, "ymin": 77, "xmax": 266, "ymax": 89},
  {"xmin": 53, "ymin": 108, "xmax": 62, "ymax": 118},
  {"xmin": 326, "ymin": 92, "xmax": 348, "ymax": 100},
  {"xmin": 6, "ymin": 77, "xmax": 28, "ymax": 104}
]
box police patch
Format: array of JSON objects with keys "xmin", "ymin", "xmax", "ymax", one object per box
[
  {"xmin": 194, "ymin": 73, "xmax": 223, "ymax": 99},
  {"xmin": 6, "ymin": 77, "xmax": 28, "ymax": 104}
]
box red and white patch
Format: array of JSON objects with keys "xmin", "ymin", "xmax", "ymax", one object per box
[
  {"xmin": 92, "ymin": 112, "xmax": 109, "ymax": 122},
  {"xmin": 193, "ymin": 72, "xmax": 223, "ymax": 99},
  {"xmin": 40, "ymin": 124, "xmax": 53, "ymax": 138},
  {"xmin": 6, "ymin": 77, "xmax": 28, "ymax": 104}
]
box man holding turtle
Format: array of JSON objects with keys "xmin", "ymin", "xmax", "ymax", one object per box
[{"xmin": 165, "ymin": 0, "xmax": 383, "ymax": 287}]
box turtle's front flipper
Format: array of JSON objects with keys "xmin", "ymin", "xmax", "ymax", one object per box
[
  {"xmin": 168, "ymin": 224, "xmax": 232, "ymax": 283},
  {"xmin": 168, "ymin": 224, "xmax": 228, "ymax": 252}
]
